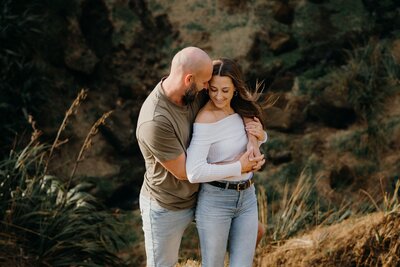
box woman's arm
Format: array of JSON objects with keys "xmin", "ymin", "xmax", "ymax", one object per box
[
  {"xmin": 187, "ymin": 139, "xmax": 259, "ymax": 183},
  {"xmin": 186, "ymin": 111, "xmax": 262, "ymax": 183},
  {"xmin": 186, "ymin": 135, "xmax": 240, "ymax": 183}
]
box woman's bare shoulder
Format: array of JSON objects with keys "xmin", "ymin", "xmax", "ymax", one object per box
[{"xmin": 195, "ymin": 105, "xmax": 218, "ymax": 123}]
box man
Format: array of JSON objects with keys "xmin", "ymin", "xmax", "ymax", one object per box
[{"xmin": 136, "ymin": 47, "xmax": 264, "ymax": 266}]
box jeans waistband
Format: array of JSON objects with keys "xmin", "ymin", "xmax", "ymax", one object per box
[{"xmin": 207, "ymin": 178, "xmax": 254, "ymax": 191}]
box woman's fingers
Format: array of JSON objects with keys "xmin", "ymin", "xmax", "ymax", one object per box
[
  {"xmin": 253, "ymin": 117, "xmax": 261, "ymax": 124},
  {"xmin": 252, "ymin": 159, "xmax": 265, "ymax": 171},
  {"xmin": 246, "ymin": 128, "xmax": 261, "ymax": 139}
]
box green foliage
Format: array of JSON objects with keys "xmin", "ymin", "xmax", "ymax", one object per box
[
  {"xmin": 327, "ymin": 40, "xmax": 399, "ymax": 158},
  {"xmin": 0, "ymin": 0, "xmax": 46, "ymax": 150},
  {"xmin": 345, "ymin": 40, "xmax": 399, "ymax": 122},
  {"xmin": 329, "ymin": 118, "xmax": 395, "ymax": 163},
  {"xmin": 0, "ymin": 0, "xmax": 77, "ymax": 156},
  {"xmin": 270, "ymin": 162, "xmax": 302, "ymax": 185},
  {"xmin": 329, "ymin": 129, "xmax": 369, "ymax": 158},
  {"xmin": 268, "ymin": 167, "xmax": 317, "ymax": 241},
  {"xmin": 278, "ymin": 51, "xmax": 303, "ymax": 71},
  {"xmin": 352, "ymin": 161, "xmax": 378, "ymax": 178},
  {"xmin": 111, "ymin": 6, "xmax": 141, "ymax": 47},
  {"xmin": 263, "ymin": 135, "xmax": 288, "ymax": 153},
  {"xmin": 0, "ymin": 140, "xmax": 128, "ymax": 266},
  {"xmin": 184, "ymin": 22, "xmax": 205, "ymax": 31}
]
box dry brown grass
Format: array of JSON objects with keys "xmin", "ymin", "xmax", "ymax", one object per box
[
  {"xmin": 256, "ymin": 211, "xmax": 400, "ymax": 267},
  {"xmin": 69, "ymin": 110, "xmax": 113, "ymax": 181},
  {"xmin": 176, "ymin": 259, "xmax": 201, "ymax": 267},
  {"xmin": 44, "ymin": 88, "xmax": 88, "ymax": 173},
  {"xmin": 253, "ymin": 178, "xmax": 400, "ymax": 267}
]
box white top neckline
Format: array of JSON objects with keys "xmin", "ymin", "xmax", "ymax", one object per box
[{"xmin": 193, "ymin": 113, "xmax": 240, "ymax": 126}]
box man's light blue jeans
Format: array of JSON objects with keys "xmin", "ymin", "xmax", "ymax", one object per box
[
  {"xmin": 139, "ymin": 194, "xmax": 194, "ymax": 267},
  {"xmin": 195, "ymin": 183, "xmax": 258, "ymax": 267}
]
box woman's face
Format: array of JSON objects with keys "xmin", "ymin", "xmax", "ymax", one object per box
[{"xmin": 209, "ymin": 75, "xmax": 235, "ymax": 110}]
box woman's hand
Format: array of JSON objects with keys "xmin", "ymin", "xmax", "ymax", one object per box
[
  {"xmin": 239, "ymin": 148, "xmax": 265, "ymax": 173},
  {"xmin": 245, "ymin": 117, "xmax": 265, "ymax": 141}
]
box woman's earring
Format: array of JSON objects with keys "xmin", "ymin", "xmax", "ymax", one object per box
[{"xmin": 234, "ymin": 90, "xmax": 238, "ymax": 96}]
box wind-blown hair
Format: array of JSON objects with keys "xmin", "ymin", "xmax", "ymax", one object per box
[{"xmin": 212, "ymin": 58, "xmax": 266, "ymax": 125}]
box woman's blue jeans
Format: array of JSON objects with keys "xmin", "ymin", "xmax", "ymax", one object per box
[{"xmin": 195, "ymin": 183, "xmax": 258, "ymax": 267}]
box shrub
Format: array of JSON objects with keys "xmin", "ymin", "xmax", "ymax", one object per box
[
  {"xmin": 0, "ymin": 138, "xmax": 127, "ymax": 266},
  {"xmin": 0, "ymin": 89, "xmax": 127, "ymax": 266}
]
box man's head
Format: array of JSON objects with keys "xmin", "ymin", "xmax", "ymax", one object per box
[{"xmin": 170, "ymin": 47, "xmax": 213, "ymax": 104}]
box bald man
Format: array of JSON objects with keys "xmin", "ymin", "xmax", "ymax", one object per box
[{"xmin": 136, "ymin": 47, "xmax": 264, "ymax": 266}]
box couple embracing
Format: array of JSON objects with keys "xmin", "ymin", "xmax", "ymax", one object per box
[{"xmin": 136, "ymin": 47, "xmax": 267, "ymax": 267}]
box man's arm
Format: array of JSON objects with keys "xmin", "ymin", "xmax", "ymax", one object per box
[
  {"xmin": 159, "ymin": 153, "xmax": 187, "ymax": 180},
  {"xmin": 138, "ymin": 120, "xmax": 189, "ymax": 180},
  {"xmin": 159, "ymin": 117, "xmax": 265, "ymax": 181}
]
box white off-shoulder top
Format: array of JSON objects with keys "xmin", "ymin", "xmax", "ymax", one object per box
[{"xmin": 186, "ymin": 113, "xmax": 266, "ymax": 183}]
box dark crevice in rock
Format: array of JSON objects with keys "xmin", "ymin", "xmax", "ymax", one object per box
[
  {"xmin": 80, "ymin": 0, "xmax": 113, "ymax": 58},
  {"xmin": 306, "ymin": 103, "xmax": 357, "ymax": 129},
  {"xmin": 330, "ymin": 165, "xmax": 356, "ymax": 190}
]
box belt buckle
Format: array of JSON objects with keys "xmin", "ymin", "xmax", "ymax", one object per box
[
  {"xmin": 237, "ymin": 182, "xmax": 244, "ymax": 192},
  {"xmin": 238, "ymin": 180, "xmax": 252, "ymax": 191}
]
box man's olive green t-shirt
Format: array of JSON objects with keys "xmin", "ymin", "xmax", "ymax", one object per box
[{"xmin": 136, "ymin": 80, "xmax": 203, "ymax": 210}]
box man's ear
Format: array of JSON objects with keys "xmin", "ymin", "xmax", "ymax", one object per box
[{"xmin": 184, "ymin": 74, "xmax": 193, "ymax": 87}]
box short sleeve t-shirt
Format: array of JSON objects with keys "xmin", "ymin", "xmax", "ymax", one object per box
[{"xmin": 136, "ymin": 79, "xmax": 204, "ymax": 210}]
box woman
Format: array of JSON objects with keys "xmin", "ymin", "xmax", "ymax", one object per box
[{"xmin": 186, "ymin": 58, "xmax": 267, "ymax": 267}]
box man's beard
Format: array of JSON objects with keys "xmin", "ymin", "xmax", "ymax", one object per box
[{"xmin": 182, "ymin": 82, "xmax": 198, "ymax": 105}]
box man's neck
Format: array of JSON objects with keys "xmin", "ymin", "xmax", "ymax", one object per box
[{"xmin": 161, "ymin": 77, "xmax": 185, "ymax": 106}]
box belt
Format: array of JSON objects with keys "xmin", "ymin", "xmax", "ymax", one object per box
[{"xmin": 208, "ymin": 178, "xmax": 254, "ymax": 191}]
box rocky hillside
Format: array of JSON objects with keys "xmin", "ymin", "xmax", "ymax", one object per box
[
  {"xmin": 2, "ymin": 0, "xmax": 400, "ymax": 266},
  {"xmin": 1, "ymin": 0, "xmax": 399, "ymax": 212}
]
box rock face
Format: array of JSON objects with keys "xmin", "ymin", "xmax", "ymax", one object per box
[
  {"xmin": 64, "ymin": 18, "xmax": 99, "ymax": 74},
  {"xmin": 7, "ymin": 0, "xmax": 399, "ymax": 209}
]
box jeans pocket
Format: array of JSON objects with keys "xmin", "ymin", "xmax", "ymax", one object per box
[{"xmin": 150, "ymin": 199, "xmax": 170, "ymax": 214}]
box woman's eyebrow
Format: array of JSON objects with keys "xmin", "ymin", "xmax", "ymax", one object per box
[{"xmin": 210, "ymin": 85, "xmax": 231, "ymax": 89}]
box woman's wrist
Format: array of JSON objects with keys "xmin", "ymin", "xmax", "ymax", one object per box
[{"xmin": 258, "ymin": 131, "xmax": 268, "ymax": 144}]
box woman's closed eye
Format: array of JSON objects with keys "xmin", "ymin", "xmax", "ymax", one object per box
[{"xmin": 210, "ymin": 87, "xmax": 230, "ymax": 93}]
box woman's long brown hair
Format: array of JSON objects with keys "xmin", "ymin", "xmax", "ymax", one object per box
[{"xmin": 212, "ymin": 58, "xmax": 267, "ymax": 125}]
